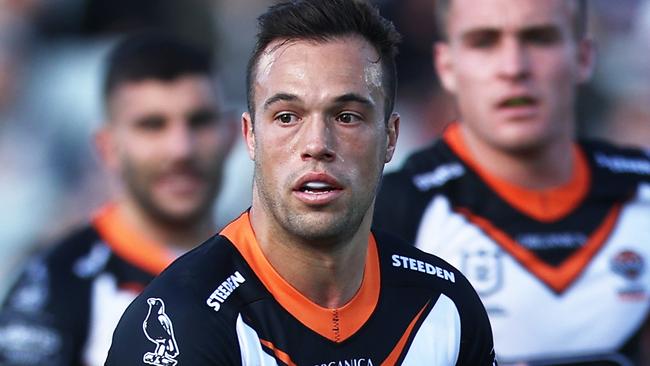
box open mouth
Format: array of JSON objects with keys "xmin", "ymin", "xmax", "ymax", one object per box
[
  {"xmin": 499, "ymin": 96, "xmax": 537, "ymax": 108},
  {"xmin": 298, "ymin": 181, "xmax": 340, "ymax": 194}
]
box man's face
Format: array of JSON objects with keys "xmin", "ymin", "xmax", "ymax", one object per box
[
  {"xmin": 101, "ymin": 75, "xmax": 234, "ymax": 225},
  {"xmin": 243, "ymin": 36, "xmax": 399, "ymax": 243},
  {"xmin": 435, "ymin": 0, "xmax": 593, "ymax": 153}
]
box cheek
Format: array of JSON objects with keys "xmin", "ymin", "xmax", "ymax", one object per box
[
  {"xmin": 345, "ymin": 130, "xmax": 385, "ymax": 173},
  {"xmin": 196, "ymin": 133, "xmax": 228, "ymax": 159},
  {"xmin": 254, "ymin": 135, "xmax": 290, "ymax": 179}
]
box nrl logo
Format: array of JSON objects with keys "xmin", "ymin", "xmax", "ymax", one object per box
[{"xmin": 142, "ymin": 298, "xmax": 180, "ymax": 366}]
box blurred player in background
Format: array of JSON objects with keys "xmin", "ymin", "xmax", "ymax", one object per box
[
  {"xmin": 375, "ymin": 0, "xmax": 650, "ymax": 364},
  {"xmin": 0, "ymin": 32, "xmax": 235, "ymax": 366}
]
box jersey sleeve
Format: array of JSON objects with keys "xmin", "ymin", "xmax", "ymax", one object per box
[
  {"xmin": 105, "ymin": 274, "xmax": 240, "ymax": 366},
  {"xmin": 455, "ymin": 275, "xmax": 498, "ymax": 366}
]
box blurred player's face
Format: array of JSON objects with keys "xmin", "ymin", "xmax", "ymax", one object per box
[
  {"xmin": 100, "ymin": 76, "xmax": 234, "ymax": 226},
  {"xmin": 243, "ymin": 36, "xmax": 399, "ymax": 244},
  {"xmin": 435, "ymin": 0, "xmax": 593, "ymax": 153}
]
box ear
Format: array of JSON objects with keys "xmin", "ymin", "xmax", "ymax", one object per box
[
  {"xmin": 242, "ymin": 112, "xmax": 255, "ymax": 160},
  {"xmin": 94, "ymin": 124, "xmax": 120, "ymax": 171},
  {"xmin": 434, "ymin": 41, "xmax": 457, "ymax": 94},
  {"xmin": 384, "ymin": 113, "xmax": 400, "ymax": 163},
  {"xmin": 576, "ymin": 37, "xmax": 595, "ymax": 84}
]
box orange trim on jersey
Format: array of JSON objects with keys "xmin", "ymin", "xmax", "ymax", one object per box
[
  {"xmin": 221, "ymin": 212, "xmax": 380, "ymax": 343},
  {"xmin": 260, "ymin": 339, "xmax": 298, "ymax": 366},
  {"xmin": 92, "ymin": 203, "xmax": 175, "ymax": 276},
  {"xmin": 443, "ymin": 123, "xmax": 591, "ymax": 222},
  {"xmin": 457, "ymin": 204, "xmax": 622, "ymax": 293},
  {"xmin": 381, "ymin": 300, "xmax": 430, "ymax": 366}
]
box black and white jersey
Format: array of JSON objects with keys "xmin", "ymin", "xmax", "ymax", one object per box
[
  {"xmin": 0, "ymin": 204, "xmax": 178, "ymax": 366},
  {"xmin": 374, "ymin": 123, "xmax": 650, "ymax": 365},
  {"xmin": 105, "ymin": 212, "xmax": 497, "ymax": 366}
]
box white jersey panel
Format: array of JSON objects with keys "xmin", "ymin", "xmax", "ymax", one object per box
[
  {"xmin": 236, "ymin": 314, "xmax": 279, "ymax": 366},
  {"xmin": 82, "ymin": 273, "xmax": 138, "ymax": 366},
  {"xmin": 415, "ymin": 190, "xmax": 650, "ymax": 362},
  {"xmin": 402, "ymin": 294, "xmax": 461, "ymax": 366}
]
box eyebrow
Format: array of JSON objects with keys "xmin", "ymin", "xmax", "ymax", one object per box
[
  {"xmin": 333, "ymin": 93, "xmax": 374, "ymax": 107},
  {"xmin": 263, "ymin": 93, "xmax": 300, "ymax": 110},
  {"xmin": 460, "ymin": 23, "xmax": 562, "ymax": 42},
  {"xmin": 262, "ymin": 92, "xmax": 374, "ymax": 110}
]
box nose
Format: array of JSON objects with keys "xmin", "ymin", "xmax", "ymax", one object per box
[
  {"xmin": 165, "ymin": 120, "xmax": 194, "ymax": 159},
  {"xmin": 497, "ymin": 38, "xmax": 530, "ymax": 82},
  {"xmin": 300, "ymin": 117, "xmax": 336, "ymax": 162}
]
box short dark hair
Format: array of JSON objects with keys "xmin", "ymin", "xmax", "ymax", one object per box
[
  {"xmin": 434, "ymin": 0, "xmax": 588, "ymax": 41},
  {"xmin": 246, "ymin": 0, "xmax": 401, "ymax": 121},
  {"xmin": 103, "ymin": 32, "xmax": 213, "ymax": 102}
]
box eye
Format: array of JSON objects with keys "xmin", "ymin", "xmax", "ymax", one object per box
[
  {"xmin": 522, "ymin": 27, "xmax": 562, "ymax": 46},
  {"xmin": 336, "ymin": 112, "xmax": 362, "ymax": 124},
  {"xmin": 464, "ymin": 31, "xmax": 499, "ymax": 49},
  {"xmin": 188, "ymin": 109, "xmax": 218, "ymax": 129},
  {"xmin": 274, "ymin": 112, "xmax": 299, "ymax": 124},
  {"xmin": 135, "ymin": 115, "xmax": 166, "ymax": 131}
]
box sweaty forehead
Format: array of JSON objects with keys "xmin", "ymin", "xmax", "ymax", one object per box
[
  {"xmin": 253, "ymin": 36, "xmax": 384, "ymax": 104},
  {"xmin": 447, "ymin": 0, "xmax": 573, "ymax": 36}
]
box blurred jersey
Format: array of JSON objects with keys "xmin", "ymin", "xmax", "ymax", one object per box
[
  {"xmin": 0, "ymin": 204, "xmax": 177, "ymax": 366},
  {"xmin": 375, "ymin": 123, "xmax": 650, "ymax": 365}
]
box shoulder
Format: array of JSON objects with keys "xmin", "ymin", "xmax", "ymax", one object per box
[
  {"xmin": 580, "ymin": 140, "xmax": 650, "ymax": 202},
  {"xmin": 374, "ymin": 230, "xmax": 479, "ymax": 305},
  {"xmin": 382, "ymin": 139, "xmax": 463, "ymax": 193},
  {"xmin": 374, "ymin": 230, "xmax": 496, "ymax": 365},
  {"xmin": 582, "ymin": 140, "xmax": 650, "ymax": 180},
  {"xmin": 375, "ymin": 140, "xmax": 464, "ymax": 241},
  {"xmin": 2, "ymin": 224, "xmax": 101, "ymax": 310},
  {"xmin": 106, "ymin": 235, "xmax": 247, "ymax": 365},
  {"xmin": 0, "ymin": 224, "xmax": 100, "ymax": 365}
]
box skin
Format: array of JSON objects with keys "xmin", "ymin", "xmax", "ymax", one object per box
[
  {"xmin": 242, "ymin": 36, "xmax": 399, "ymax": 308},
  {"xmin": 435, "ymin": 0, "xmax": 594, "ymax": 188},
  {"xmin": 96, "ymin": 75, "xmax": 235, "ymax": 249}
]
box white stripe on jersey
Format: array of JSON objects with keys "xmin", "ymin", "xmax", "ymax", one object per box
[
  {"xmin": 236, "ymin": 314, "xmax": 279, "ymax": 366},
  {"xmin": 401, "ymin": 294, "xmax": 461, "ymax": 366},
  {"xmin": 83, "ymin": 273, "xmax": 138, "ymax": 366}
]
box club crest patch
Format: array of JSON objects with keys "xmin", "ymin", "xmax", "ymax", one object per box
[
  {"xmin": 611, "ymin": 250, "xmax": 647, "ymax": 301},
  {"xmin": 611, "ymin": 250, "xmax": 644, "ymax": 280},
  {"xmin": 462, "ymin": 248, "xmax": 503, "ymax": 297},
  {"xmin": 142, "ymin": 298, "xmax": 180, "ymax": 366}
]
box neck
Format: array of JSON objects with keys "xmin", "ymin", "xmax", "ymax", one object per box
[
  {"xmin": 249, "ymin": 198, "xmax": 371, "ymax": 309},
  {"xmin": 460, "ymin": 124, "xmax": 575, "ymax": 189},
  {"xmin": 117, "ymin": 200, "xmax": 215, "ymax": 252}
]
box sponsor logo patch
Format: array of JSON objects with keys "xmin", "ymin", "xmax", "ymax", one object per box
[
  {"xmin": 206, "ymin": 271, "xmax": 246, "ymax": 312},
  {"xmin": 595, "ymin": 153, "xmax": 650, "ymax": 175},
  {"xmin": 0, "ymin": 323, "xmax": 62, "ymax": 364},
  {"xmin": 8, "ymin": 259, "xmax": 49, "ymax": 313},
  {"xmin": 391, "ymin": 254, "xmax": 456, "ymax": 283},
  {"xmin": 314, "ymin": 358, "xmax": 375, "ymax": 366},
  {"xmin": 73, "ymin": 242, "xmax": 111, "ymax": 278},
  {"xmin": 412, "ymin": 163, "xmax": 465, "ymax": 191},
  {"xmin": 142, "ymin": 298, "xmax": 179, "ymax": 366}
]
